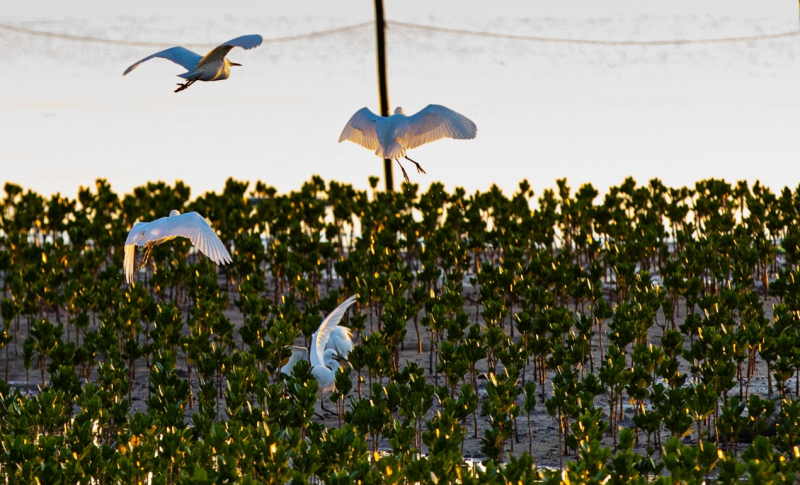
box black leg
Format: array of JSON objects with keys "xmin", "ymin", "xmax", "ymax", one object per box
[
  {"xmin": 395, "ymin": 159, "xmax": 410, "ymax": 182},
  {"xmin": 404, "ymin": 156, "xmax": 426, "ymax": 174},
  {"xmin": 174, "ymin": 79, "xmax": 196, "ymax": 93},
  {"xmin": 320, "ymin": 399, "xmax": 332, "ymax": 413}
]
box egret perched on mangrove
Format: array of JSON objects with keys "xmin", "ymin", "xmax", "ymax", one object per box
[
  {"xmin": 123, "ymin": 34, "xmax": 263, "ymax": 92},
  {"xmin": 282, "ymin": 295, "xmax": 357, "ymax": 411},
  {"xmin": 339, "ymin": 105, "xmax": 477, "ymax": 181},
  {"xmin": 124, "ymin": 210, "xmax": 232, "ymax": 284}
]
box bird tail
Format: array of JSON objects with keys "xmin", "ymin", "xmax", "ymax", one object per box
[
  {"xmin": 124, "ymin": 245, "xmax": 136, "ymax": 285},
  {"xmin": 178, "ymin": 70, "xmax": 200, "ymax": 80},
  {"xmin": 376, "ymin": 140, "xmax": 406, "ymax": 160}
]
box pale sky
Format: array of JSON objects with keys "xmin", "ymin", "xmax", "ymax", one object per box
[{"xmin": 2, "ymin": 0, "xmax": 799, "ymax": 199}]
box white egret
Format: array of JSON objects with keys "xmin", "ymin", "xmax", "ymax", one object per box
[
  {"xmin": 123, "ymin": 34, "xmax": 263, "ymax": 93},
  {"xmin": 281, "ymin": 295, "xmax": 357, "ymax": 411},
  {"xmin": 282, "ymin": 326, "xmax": 353, "ymax": 377},
  {"xmin": 124, "ymin": 210, "xmax": 232, "ymax": 284},
  {"xmin": 339, "ymin": 105, "xmax": 477, "ymax": 182}
]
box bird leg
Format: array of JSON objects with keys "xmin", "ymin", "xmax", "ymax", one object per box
[
  {"xmin": 395, "ymin": 159, "xmax": 411, "ymax": 183},
  {"xmin": 320, "ymin": 399, "xmax": 334, "ymax": 414},
  {"xmin": 174, "ymin": 79, "xmax": 197, "ymax": 93},
  {"xmin": 136, "ymin": 245, "xmax": 153, "ymax": 272},
  {"xmin": 404, "ymin": 156, "xmax": 427, "ymax": 174}
]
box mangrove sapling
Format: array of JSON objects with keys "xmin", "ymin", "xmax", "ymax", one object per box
[
  {"xmin": 394, "ymin": 362, "xmax": 434, "ymax": 449},
  {"xmin": 28, "ymin": 318, "xmax": 62, "ymax": 387},
  {"xmin": 598, "ymin": 344, "xmax": 631, "ymax": 448},
  {"xmin": 345, "ymin": 383, "xmax": 393, "ymax": 462},
  {"xmin": 773, "ymin": 398, "xmax": 800, "ymax": 455},
  {"xmin": 746, "ymin": 394, "xmax": 775, "ymax": 436},
  {"xmin": 331, "ymin": 366, "xmax": 352, "ymax": 427},
  {"xmin": 284, "ymin": 359, "xmax": 319, "ymax": 438},
  {"xmin": 716, "ymin": 397, "xmax": 746, "ymax": 455},
  {"xmin": 482, "ymin": 367, "xmax": 522, "ymax": 462},
  {"xmin": 688, "ymin": 383, "xmax": 718, "ymax": 445},
  {"xmin": 147, "ymin": 350, "xmax": 191, "ymax": 429},
  {"xmin": 604, "ymin": 428, "xmax": 646, "ymax": 485},
  {"xmin": 435, "ymin": 341, "xmax": 469, "ymax": 399},
  {"xmin": 661, "ymin": 437, "xmax": 719, "ymax": 484},
  {"xmin": 523, "ymin": 381, "xmax": 536, "ymax": 454}
]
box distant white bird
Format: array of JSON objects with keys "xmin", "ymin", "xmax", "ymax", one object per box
[
  {"xmin": 339, "ymin": 105, "xmax": 477, "ymax": 181},
  {"xmin": 123, "ymin": 34, "xmax": 263, "ymax": 93},
  {"xmin": 124, "ymin": 210, "xmax": 232, "ymax": 284},
  {"xmin": 281, "ymin": 295, "xmax": 357, "ymax": 411}
]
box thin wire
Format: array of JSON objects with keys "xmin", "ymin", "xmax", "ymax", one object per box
[
  {"xmin": 388, "ymin": 20, "xmax": 800, "ymax": 46},
  {"xmin": 0, "ymin": 21, "xmax": 373, "ymax": 48},
  {"xmin": 2, "ymin": 19, "xmax": 798, "ymax": 48}
]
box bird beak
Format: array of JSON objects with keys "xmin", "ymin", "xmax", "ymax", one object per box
[
  {"xmin": 333, "ymin": 355, "xmax": 351, "ymax": 367},
  {"xmin": 230, "ymin": 62, "xmax": 242, "ymax": 67}
]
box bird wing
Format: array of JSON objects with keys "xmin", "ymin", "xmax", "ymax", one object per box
[
  {"xmin": 398, "ymin": 104, "xmax": 477, "ymax": 150},
  {"xmin": 197, "ymin": 34, "xmax": 263, "ymax": 67},
  {"xmin": 328, "ymin": 326, "xmax": 353, "ymax": 357},
  {"xmin": 338, "ymin": 107, "xmax": 380, "ymax": 151},
  {"xmin": 281, "ymin": 346, "xmax": 308, "ymax": 376},
  {"xmin": 149, "ymin": 212, "xmax": 232, "ymax": 265},
  {"xmin": 311, "ymin": 295, "xmax": 358, "ymax": 369},
  {"xmin": 123, "ymin": 47, "xmax": 203, "ymax": 75},
  {"xmin": 123, "ymin": 222, "xmax": 148, "ymax": 284}
]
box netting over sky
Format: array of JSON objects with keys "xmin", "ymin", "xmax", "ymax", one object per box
[{"xmin": 2, "ymin": 1, "xmax": 799, "ymax": 199}]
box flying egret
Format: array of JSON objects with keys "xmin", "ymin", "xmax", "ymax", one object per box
[
  {"xmin": 123, "ymin": 34, "xmax": 263, "ymax": 93},
  {"xmin": 281, "ymin": 295, "xmax": 357, "ymax": 412},
  {"xmin": 339, "ymin": 105, "xmax": 477, "ymax": 182},
  {"xmin": 124, "ymin": 210, "xmax": 232, "ymax": 284}
]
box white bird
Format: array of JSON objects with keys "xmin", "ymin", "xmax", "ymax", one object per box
[
  {"xmin": 123, "ymin": 34, "xmax": 263, "ymax": 93},
  {"xmin": 281, "ymin": 295, "xmax": 357, "ymax": 411},
  {"xmin": 339, "ymin": 105, "xmax": 477, "ymax": 182},
  {"xmin": 124, "ymin": 210, "xmax": 232, "ymax": 284},
  {"xmin": 282, "ymin": 326, "xmax": 353, "ymax": 376}
]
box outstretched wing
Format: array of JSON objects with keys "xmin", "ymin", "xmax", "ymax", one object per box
[
  {"xmin": 311, "ymin": 295, "xmax": 358, "ymax": 368},
  {"xmin": 281, "ymin": 346, "xmax": 308, "ymax": 377},
  {"xmin": 398, "ymin": 104, "xmax": 477, "ymax": 150},
  {"xmin": 123, "ymin": 222, "xmax": 148, "ymax": 284},
  {"xmin": 123, "ymin": 47, "xmax": 203, "ymax": 75},
  {"xmin": 338, "ymin": 107, "xmax": 380, "ymax": 151},
  {"xmin": 197, "ymin": 34, "xmax": 263, "ymax": 67},
  {"xmin": 151, "ymin": 212, "xmax": 232, "ymax": 265},
  {"xmin": 328, "ymin": 326, "xmax": 353, "ymax": 357}
]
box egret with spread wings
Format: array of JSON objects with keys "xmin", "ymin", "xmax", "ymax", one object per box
[
  {"xmin": 339, "ymin": 105, "xmax": 477, "ymax": 182},
  {"xmin": 281, "ymin": 295, "xmax": 357, "ymax": 412},
  {"xmin": 124, "ymin": 210, "xmax": 232, "ymax": 284},
  {"xmin": 123, "ymin": 34, "xmax": 263, "ymax": 92}
]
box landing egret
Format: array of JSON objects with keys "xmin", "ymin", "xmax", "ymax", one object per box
[
  {"xmin": 123, "ymin": 34, "xmax": 263, "ymax": 92},
  {"xmin": 282, "ymin": 326, "xmax": 353, "ymax": 377},
  {"xmin": 282, "ymin": 295, "xmax": 357, "ymax": 411},
  {"xmin": 339, "ymin": 105, "xmax": 477, "ymax": 181},
  {"xmin": 124, "ymin": 210, "xmax": 232, "ymax": 284}
]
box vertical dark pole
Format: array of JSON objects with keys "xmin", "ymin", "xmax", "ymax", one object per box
[{"xmin": 374, "ymin": 0, "xmax": 393, "ymax": 192}]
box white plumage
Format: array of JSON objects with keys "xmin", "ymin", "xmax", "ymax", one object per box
[
  {"xmin": 339, "ymin": 105, "xmax": 477, "ymax": 181},
  {"xmin": 281, "ymin": 295, "xmax": 357, "ymax": 397},
  {"xmin": 123, "ymin": 34, "xmax": 263, "ymax": 92},
  {"xmin": 124, "ymin": 210, "xmax": 232, "ymax": 284}
]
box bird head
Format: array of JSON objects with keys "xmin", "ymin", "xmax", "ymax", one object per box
[
  {"xmin": 333, "ymin": 353, "xmax": 351, "ymax": 367},
  {"xmin": 394, "ymin": 107, "xmax": 405, "ymax": 115},
  {"xmin": 168, "ymin": 210, "xmax": 181, "ymax": 217}
]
